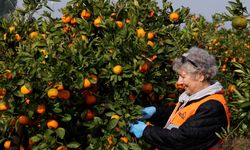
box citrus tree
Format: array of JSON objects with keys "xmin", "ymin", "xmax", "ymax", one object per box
[{"xmin": 0, "ymin": 0, "xmax": 249, "ymax": 149}]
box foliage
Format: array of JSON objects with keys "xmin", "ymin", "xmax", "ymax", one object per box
[{"xmin": 0, "ymin": 0, "xmax": 249, "ymax": 149}]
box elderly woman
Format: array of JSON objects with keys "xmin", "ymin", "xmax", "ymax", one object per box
[{"xmin": 129, "ymin": 47, "xmax": 230, "ymax": 150}]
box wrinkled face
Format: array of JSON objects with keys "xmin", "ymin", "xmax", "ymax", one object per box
[{"xmin": 176, "ymin": 69, "xmax": 203, "ymax": 95}]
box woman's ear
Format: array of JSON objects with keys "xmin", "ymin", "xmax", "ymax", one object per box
[{"xmin": 197, "ymin": 72, "xmax": 205, "ymax": 82}]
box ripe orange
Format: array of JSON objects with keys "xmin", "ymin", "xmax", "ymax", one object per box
[
  {"xmin": 83, "ymin": 78, "xmax": 92, "ymax": 88},
  {"xmin": 81, "ymin": 35, "xmax": 88, "ymax": 42},
  {"xmin": 232, "ymin": 16, "xmax": 247, "ymax": 29},
  {"xmin": 139, "ymin": 62, "xmax": 150, "ymax": 73},
  {"xmin": 89, "ymin": 74, "xmax": 98, "ymax": 84},
  {"xmin": 36, "ymin": 104, "xmax": 46, "ymax": 114},
  {"xmin": 111, "ymin": 114, "xmax": 120, "ymax": 119},
  {"xmin": 21, "ymin": 84, "xmax": 32, "ymax": 95},
  {"xmin": 0, "ymin": 101, "xmax": 9, "ymax": 111},
  {"xmin": 54, "ymin": 82, "xmax": 64, "ymax": 91},
  {"xmin": 18, "ymin": 115, "xmax": 30, "ymax": 125},
  {"xmin": 56, "ymin": 146, "xmax": 68, "ymax": 150},
  {"xmin": 3, "ymin": 69, "xmax": 12, "ymax": 79},
  {"xmin": 107, "ymin": 136, "xmax": 113, "ymax": 145},
  {"xmin": 120, "ymin": 136, "xmax": 129, "ymax": 143},
  {"xmin": 47, "ymin": 119, "xmax": 59, "ymax": 129},
  {"xmin": 125, "ymin": 19, "xmax": 131, "ymax": 24},
  {"xmin": 15, "ymin": 33, "xmax": 21, "ymax": 41},
  {"xmin": 147, "ymin": 40, "xmax": 154, "ymax": 47},
  {"xmin": 143, "ymin": 83, "xmax": 153, "ymax": 94},
  {"xmin": 85, "ymin": 109, "xmax": 95, "ymax": 121},
  {"xmin": 116, "ymin": 21, "xmax": 124, "ymax": 28},
  {"xmin": 128, "ymin": 93, "xmax": 136, "ymax": 101},
  {"xmin": 70, "ymin": 17, "xmax": 77, "ymax": 25},
  {"xmin": 29, "ymin": 31, "xmax": 39, "ymax": 39},
  {"xmin": 4, "ymin": 140, "xmax": 11, "ymax": 149},
  {"xmin": 47, "ymin": 88, "xmax": 59, "ymax": 99},
  {"xmin": 94, "ymin": 16, "xmax": 102, "ymax": 27},
  {"xmin": 58, "ymin": 90, "xmax": 71, "ymax": 100},
  {"xmin": 149, "ymin": 10, "xmax": 155, "ymax": 17},
  {"xmin": 227, "ymin": 84, "xmax": 236, "ymax": 93},
  {"xmin": 169, "ymin": 12, "xmax": 180, "ymax": 22},
  {"xmin": 80, "ymin": 9, "xmax": 91, "ymax": 19},
  {"xmin": 147, "ymin": 31, "xmax": 154, "ymax": 40},
  {"xmin": 61, "ymin": 15, "xmax": 72, "ymax": 24},
  {"xmin": 63, "ymin": 26, "xmax": 70, "ymax": 33},
  {"xmin": 0, "ymin": 87, "xmax": 7, "ymax": 99},
  {"xmin": 85, "ymin": 95, "xmax": 97, "ymax": 105},
  {"xmin": 136, "ymin": 28, "xmax": 146, "ymax": 38},
  {"xmin": 9, "ymin": 26, "xmax": 15, "ymax": 33},
  {"xmin": 112, "ymin": 65, "xmax": 123, "ymax": 75}
]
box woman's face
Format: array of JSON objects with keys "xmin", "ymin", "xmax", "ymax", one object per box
[{"xmin": 176, "ymin": 69, "xmax": 205, "ymax": 95}]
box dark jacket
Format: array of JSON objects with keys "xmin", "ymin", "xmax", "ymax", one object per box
[{"xmin": 143, "ymin": 97, "xmax": 228, "ymax": 150}]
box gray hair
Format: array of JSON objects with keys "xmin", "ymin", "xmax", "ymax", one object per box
[{"xmin": 172, "ymin": 47, "xmax": 218, "ymax": 81}]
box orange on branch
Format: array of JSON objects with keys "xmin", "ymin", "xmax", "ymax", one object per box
[
  {"xmin": 29, "ymin": 31, "xmax": 39, "ymax": 39},
  {"xmin": 0, "ymin": 87, "xmax": 7, "ymax": 99},
  {"xmin": 36, "ymin": 104, "xmax": 46, "ymax": 114},
  {"xmin": 120, "ymin": 137, "xmax": 129, "ymax": 143},
  {"xmin": 0, "ymin": 101, "xmax": 9, "ymax": 111},
  {"xmin": 147, "ymin": 31, "xmax": 154, "ymax": 40},
  {"xmin": 61, "ymin": 15, "xmax": 72, "ymax": 24},
  {"xmin": 136, "ymin": 28, "xmax": 146, "ymax": 38},
  {"xmin": 169, "ymin": 12, "xmax": 180, "ymax": 22},
  {"xmin": 58, "ymin": 90, "xmax": 71, "ymax": 100},
  {"xmin": 112, "ymin": 65, "xmax": 123, "ymax": 75},
  {"xmin": 83, "ymin": 78, "xmax": 92, "ymax": 88},
  {"xmin": 94, "ymin": 16, "xmax": 102, "ymax": 27},
  {"xmin": 56, "ymin": 146, "xmax": 68, "ymax": 150},
  {"xmin": 116, "ymin": 21, "xmax": 124, "ymax": 28},
  {"xmin": 47, "ymin": 88, "xmax": 58, "ymax": 99},
  {"xmin": 21, "ymin": 84, "xmax": 32, "ymax": 95},
  {"xmin": 15, "ymin": 33, "xmax": 21, "ymax": 41},
  {"xmin": 3, "ymin": 69, "xmax": 13, "ymax": 79},
  {"xmin": 111, "ymin": 114, "xmax": 120, "ymax": 119},
  {"xmin": 147, "ymin": 40, "xmax": 154, "ymax": 47},
  {"xmin": 143, "ymin": 83, "xmax": 153, "ymax": 94},
  {"xmin": 85, "ymin": 109, "xmax": 95, "ymax": 121},
  {"xmin": 85, "ymin": 95, "xmax": 97, "ymax": 105},
  {"xmin": 47, "ymin": 119, "xmax": 59, "ymax": 129},
  {"xmin": 232, "ymin": 16, "xmax": 247, "ymax": 29},
  {"xmin": 80, "ymin": 9, "xmax": 91, "ymax": 19},
  {"xmin": 18, "ymin": 115, "xmax": 29, "ymax": 125},
  {"xmin": 139, "ymin": 62, "xmax": 150, "ymax": 73},
  {"xmin": 4, "ymin": 140, "xmax": 11, "ymax": 149}
]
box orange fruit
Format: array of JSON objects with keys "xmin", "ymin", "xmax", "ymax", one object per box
[
  {"xmin": 21, "ymin": 84, "xmax": 32, "ymax": 95},
  {"xmin": 0, "ymin": 101, "xmax": 9, "ymax": 111},
  {"xmin": 9, "ymin": 26, "xmax": 15, "ymax": 33},
  {"xmin": 18, "ymin": 115, "xmax": 29, "ymax": 125},
  {"xmin": 63, "ymin": 26, "xmax": 70, "ymax": 33},
  {"xmin": 128, "ymin": 94, "xmax": 136, "ymax": 101},
  {"xmin": 111, "ymin": 114, "xmax": 120, "ymax": 119},
  {"xmin": 125, "ymin": 19, "xmax": 131, "ymax": 24},
  {"xmin": 54, "ymin": 82, "xmax": 64, "ymax": 90},
  {"xmin": 107, "ymin": 136, "xmax": 113, "ymax": 145},
  {"xmin": 61, "ymin": 15, "xmax": 72, "ymax": 24},
  {"xmin": 136, "ymin": 28, "xmax": 146, "ymax": 38},
  {"xmin": 89, "ymin": 74, "xmax": 98, "ymax": 84},
  {"xmin": 120, "ymin": 136, "xmax": 129, "ymax": 143},
  {"xmin": 4, "ymin": 140, "xmax": 11, "ymax": 149},
  {"xmin": 0, "ymin": 87, "xmax": 7, "ymax": 99},
  {"xmin": 149, "ymin": 10, "xmax": 155, "ymax": 17},
  {"xmin": 85, "ymin": 95, "xmax": 97, "ymax": 105},
  {"xmin": 47, "ymin": 88, "xmax": 58, "ymax": 99},
  {"xmin": 15, "ymin": 33, "xmax": 21, "ymax": 41},
  {"xmin": 143, "ymin": 83, "xmax": 153, "ymax": 94},
  {"xmin": 147, "ymin": 31, "xmax": 154, "ymax": 40},
  {"xmin": 116, "ymin": 21, "xmax": 123, "ymax": 28},
  {"xmin": 85, "ymin": 109, "xmax": 95, "ymax": 121},
  {"xmin": 58, "ymin": 90, "xmax": 71, "ymax": 100},
  {"xmin": 81, "ymin": 35, "xmax": 88, "ymax": 42},
  {"xmin": 29, "ymin": 31, "xmax": 39, "ymax": 39},
  {"xmin": 227, "ymin": 84, "xmax": 236, "ymax": 93},
  {"xmin": 36, "ymin": 104, "xmax": 46, "ymax": 114},
  {"xmin": 232, "ymin": 16, "xmax": 247, "ymax": 29},
  {"xmin": 47, "ymin": 119, "xmax": 59, "ymax": 129},
  {"xmin": 169, "ymin": 12, "xmax": 180, "ymax": 22},
  {"xmin": 70, "ymin": 17, "xmax": 77, "ymax": 25},
  {"xmin": 80, "ymin": 9, "xmax": 91, "ymax": 19},
  {"xmin": 3, "ymin": 69, "xmax": 13, "ymax": 79},
  {"xmin": 83, "ymin": 78, "xmax": 92, "ymax": 88},
  {"xmin": 56, "ymin": 146, "xmax": 68, "ymax": 150},
  {"xmin": 147, "ymin": 40, "xmax": 154, "ymax": 47},
  {"xmin": 112, "ymin": 65, "xmax": 123, "ymax": 75},
  {"xmin": 139, "ymin": 62, "xmax": 150, "ymax": 73},
  {"xmin": 94, "ymin": 16, "xmax": 102, "ymax": 27}
]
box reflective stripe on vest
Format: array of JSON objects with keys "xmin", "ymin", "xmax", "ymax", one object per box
[{"xmin": 164, "ymin": 94, "xmax": 230, "ymax": 129}]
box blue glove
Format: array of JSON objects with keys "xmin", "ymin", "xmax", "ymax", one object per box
[
  {"xmin": 129, "ymin": 121, "xmax": 147, "ymax": 138},
  {"xmin": 141, "ymin": 106, "xmax": 156, "ymax": 119}
]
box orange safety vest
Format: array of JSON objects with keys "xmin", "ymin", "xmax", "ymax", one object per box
[
  {"xmin": 165, "ymin": 94, "xmax": 230, "ymax": 150},
  {"xmin": 166, "ymin": 94, "xmax": 230, "ymax": 128}
]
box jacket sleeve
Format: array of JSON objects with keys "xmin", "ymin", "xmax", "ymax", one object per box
[
  {"xmin": 147, "ymin": 105, "xmax": 175, "ymax": 128},
  {"xmin": 142, "ymin": 100, "xmax": 228, "ymax": 150}
]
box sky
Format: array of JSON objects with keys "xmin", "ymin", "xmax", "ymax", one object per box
[{"xmin": 16, "ymin": 0, "xmax": 250, "ymax": 21}]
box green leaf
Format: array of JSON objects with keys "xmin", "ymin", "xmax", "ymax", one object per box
[
  {"xmin": 67, "ymin": 141, "xmax": 81, "ymax": 148},
  {"xmin": 61, "ymin": 114, "xmax": 72, "ymax": 122},
  {"xmin": 107, "ymin": 118, "xmax": 119, "ymax": 130},
  {"xmin": 31, "ymin": 134, "xmax": 43, "ymax": 143},
  {"xmin": 44, "ymin": 129, "xmax": 54, "ymax": 136},
  {"xmin": 55, "ymin": 127, "xmax": 65, "ymax": 139}
]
